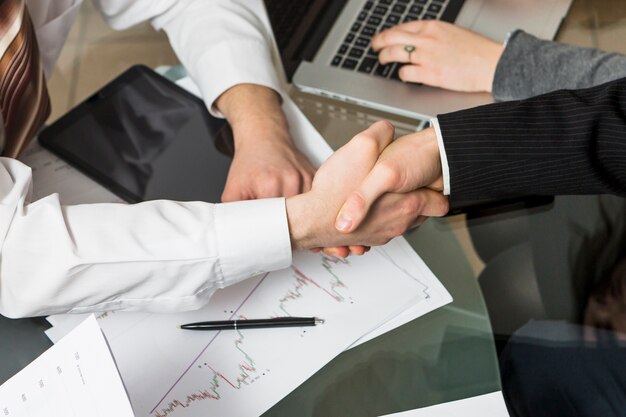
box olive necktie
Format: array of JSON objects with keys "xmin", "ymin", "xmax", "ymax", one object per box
[{"xmin": 0, "ymin": 0, "xmax": 50, "ymax": 158}]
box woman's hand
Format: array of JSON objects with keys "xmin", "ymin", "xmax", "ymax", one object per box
[{"xmin": 372, "ymin": 20, "xmax": 503, "ymax": 93}]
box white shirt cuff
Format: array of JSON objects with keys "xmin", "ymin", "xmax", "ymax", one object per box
[
  {"xmin": 429, "ymin": 118, "xmax": 451, "ymax": 195},
  {"xmin": 194, "ymin": 39, "xmax": 284, "ymax": 118},
  {"xmin": 214, "ymin": 197, "xmax": 292, "ymax": 285}
]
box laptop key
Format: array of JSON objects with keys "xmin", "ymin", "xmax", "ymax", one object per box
[
  {"xmin": 380, "ymin": 0, "xmax": 392, "ymax": 4},
  {"xmin": 392, "ymin": 4, "xmax": 407, "ymax": 14},
  {"xmin": 367, "ymin": 48, "xmax": 378, "ymax": 57},
  {"xmin": 427, "ymin": 3, "xmax": 442, "ymax": 13},
  {"xmin": 355, "ymin": 36, "xmax": 370, "ymax": 48},
  {"xmin": 374, "ymin": 63, "xmax": 393, "ymax": 77},
  {"xmin": 416, "ymin": 0, "xmax": 428, "ymax": 4},
  {"xmin": 403, "ymin": 15, "xmax": 418, "ymax": 22},
  {"xmin": 367, "ymin": 16, "xmax": 382, "ymax": 26},
  {"xmin": 409, "ymin": 5, "xmax": 423, "ymax": 14},
  {"xmin": 397, "ymin": 0, "xmax": 410, "ymax": 3},
  {"xmin": 423, "ymin": 13, "xmax": 437, "ymax": 19},
  {"xmin": 386, "ymin": 14, "xmax": 401, "ymax": 25},
  {"xmin": 331, "ymin": 55, "xmax": 342, "ymax": 66},
  {"xmin": 338, "ymin": 44, "xmax": 349, "ymax": 54},
  {"xmin": 345, "ymin": 33, "xmax": 355, "ymax": 43},
  {"xmin": 390, "ymin": 64, "xmax": 402, "ymax": 80},
  {"xmin": 373, "ymin": 6, "xmax": 388, "ymax": 15},
  {"xmin": 348, "ymin": 47, "xmax": 365, "ymax": 58},
  {"xmin": 361, "ymin": 26, "xmax": 376, "ymax": 37},
  {"xmin": 381, "ymin": 24, "xmax": 393, "ymax": 31},
  {"xmin": 363, "ymin": 1, "xmax": 374, "ymax": 10},
  {"xmin": 342, "ymin": 59, "xmax": 358, "ymax": 70},
  {"xmin": 358, "ymin": 58, "xmax": 377, "ymax": 74},
  {"xmin": 357, "ymin": 11, "xmax": 368, "ymax": 21}
]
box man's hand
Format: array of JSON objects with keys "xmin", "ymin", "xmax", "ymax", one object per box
[
  {"xmin": 286, "ymin": 122, "xmax": 448, "ymax": 254},
  {"xmin": 372, "ymin": 20, "xmax": 503, "ymax": 92},
  {"xmin": 334, "ymin": 127, "xmax": 446, "ymax": 234},
  {"xmin": 216, "ymin": 84, "xmax": 316, "ymax": 202}
]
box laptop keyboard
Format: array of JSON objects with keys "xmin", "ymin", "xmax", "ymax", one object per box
[{"xmin": 331, "ymin": 0, "xmax": 458, "ymax": 81}]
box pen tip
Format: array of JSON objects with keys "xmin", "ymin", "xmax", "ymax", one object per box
[{"xmin": 315, "ymin": 318, "xmax": 325, "ymax": 325}]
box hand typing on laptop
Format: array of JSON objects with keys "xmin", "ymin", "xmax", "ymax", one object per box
[{"xmin": 372, "ymin": 20, "xmax": 503, "ymax": 92}]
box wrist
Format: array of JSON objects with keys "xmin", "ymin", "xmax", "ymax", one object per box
[
  {"xmin": 420, "ymin": 127, "xmax": 444, "ymax": 191},
  {"xmin": 483, "ymin": 41, "xmax": 504, "ymax": 93},
  {"xmin": 217, "ymin": 84, "xmax": 291, "ymax": 149},
  {"xmin": 217, "ymin": 84, "xmax": 283, "ymax": 125},
  {"xmin": 286, "ymin": 194, "xmax": 316, "ymax": 250}
]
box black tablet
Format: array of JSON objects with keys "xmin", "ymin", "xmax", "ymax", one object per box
[{"xmin": 39, "ymin": 65, "xmax": 234, "ymax": 203}]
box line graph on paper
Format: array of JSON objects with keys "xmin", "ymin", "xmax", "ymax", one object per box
[{"xmin": 90, "ymin": 238, "xmax": 447, "ymax": 417}]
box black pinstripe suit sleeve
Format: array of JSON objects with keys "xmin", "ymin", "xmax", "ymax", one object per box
[{"xmin": 437, "ymin": 77, "xmax": 626, "ymax": 200}]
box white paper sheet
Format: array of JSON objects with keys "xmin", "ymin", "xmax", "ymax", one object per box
[
  {"xmin": 0, "ymin": 316, "xmax": 134, "ymax": 417},
  {"xmin": 378, "ymin": 392, "xmax": 510, "ymax": 417},
  {"xmin": 45, "ymin": 239, "xmax": 450, "ymax": 417}
]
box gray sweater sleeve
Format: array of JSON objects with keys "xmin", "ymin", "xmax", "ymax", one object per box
[{"xmin": 492, "ymin": 30, "xmax": 626, "ymax": 101}]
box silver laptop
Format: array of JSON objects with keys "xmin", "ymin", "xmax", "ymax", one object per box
[{"xmin": 266, "ymin": 0, "xmax": 572, "ymax": 120}]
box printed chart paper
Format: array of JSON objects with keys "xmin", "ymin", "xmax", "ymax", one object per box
[
  {"xmin": 47, "ymin": 239, "xmax": 450, "ymax": 417},
  {"xmin": 0, "ymin": 316, "xmax": 133, "ymax": 417}
]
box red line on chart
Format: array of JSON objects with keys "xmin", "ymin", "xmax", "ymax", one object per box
[
  {"xmin": 151, "ymin": 255, "xmax": 353, "ymax": 415},
  {"xmin": 149, "ymin": 273, "xmax": 270, "ymax": 415},
  {"xmin": 154, "ymin": 329, "xmax": 257, "ymax": 417}
]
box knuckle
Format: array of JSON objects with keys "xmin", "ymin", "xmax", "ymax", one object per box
[
  {"xmin": 392, "ymin": 223, "xmax": 407, "ymax": 236},
  {"xmin": 378, "ymin": 119, "xmax": 395, "ymax": 133},
  {"xmin": 423, "ymin": 20, "xmax": 438, "ymax": 33},
  {"xmin": 284, "ymin": 171, "xmax": 301, "ymax": 186},
  {"xmin": 353, "ymin": 132, "xmax": 381, "ymax": 154},
  {"xmin": 349, "ymin": 191, "xmax": 368, "ymax": 211},
  {"xmin": 259, "ymin": 175, "xmax": 281, "ymax": 195},
  {"xmin": 437, "ymin": 197, "xmax": 450, "ymax": 216},
  {"xmin": 376, "ymin": 161, "xmax": 402, "ymax": 188},
  {"xmin": 400, "ymin": 196, "xmax": 419, "ymax": 217}
]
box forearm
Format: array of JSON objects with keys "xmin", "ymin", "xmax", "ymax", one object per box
[
  {"xmin": 0, "ymin": 159, "xmax": 291, "ymax": 317},
  {"xmin": 439, "ymin": 77, "xmax": 626, "ymax": 199},
  {"xmin": 493, "ymin": 30, "xmax": 626, "ymax": 101},
  {"xmin": 216, "ymin": 83, "xmax": 289, "ymax": 147}
]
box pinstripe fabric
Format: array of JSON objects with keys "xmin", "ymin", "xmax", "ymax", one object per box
[
  {"xmin": 0, "ymin": 0, "xmax": 50, "ymax": 158},
  {"xmin": 438, "ymin": 77, "xmax": 626, "ymax": 200}
]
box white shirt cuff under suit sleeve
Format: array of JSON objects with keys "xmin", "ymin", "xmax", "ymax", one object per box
[{"xmin": 429, "ymin": 117, "xmax": 451, "ymax": 195}]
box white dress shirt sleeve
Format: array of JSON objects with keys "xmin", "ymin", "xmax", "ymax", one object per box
[
  {"xmin": 93, "ymin": 0, "xmax": 283, "ymax": 117},
  {"xmin": 429, "ymin": 118, "xmax": 451, "ymax": 195},
  {"xmin": 0, "ymin": 158, "xmax": 291, "ymax": 318}
]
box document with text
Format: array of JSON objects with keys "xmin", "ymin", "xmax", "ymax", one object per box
[{"xmin": 0, "ymin": 316, "xmax": 133, "ymax": 417}]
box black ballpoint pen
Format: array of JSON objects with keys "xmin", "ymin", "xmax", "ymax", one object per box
[{"xmin": 178, "ymin": 317, "xmax": 325, "ymax": 331}]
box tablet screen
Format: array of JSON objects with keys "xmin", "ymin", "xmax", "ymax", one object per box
[{"xmin": 39, "ymin": 66, "xmax": 233, "ymax": 203}]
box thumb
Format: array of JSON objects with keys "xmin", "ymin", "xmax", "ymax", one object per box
[{"xmin": 335, "ymin": 162, "xmax": 397, "ymax": 233}]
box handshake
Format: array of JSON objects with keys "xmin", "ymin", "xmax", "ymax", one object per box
[{"xmin": 285, "ymin": 121, "xmax": 449, "ymax": 257}]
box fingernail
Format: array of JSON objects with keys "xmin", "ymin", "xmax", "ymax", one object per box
[{"xmin": 335, "ymin": 213, "xmax": 353, "ymax": 232}]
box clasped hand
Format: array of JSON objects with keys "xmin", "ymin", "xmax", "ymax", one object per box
[{"xmin": 287, "ymin": 121, "xmax": 449, "ymax": 257}]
